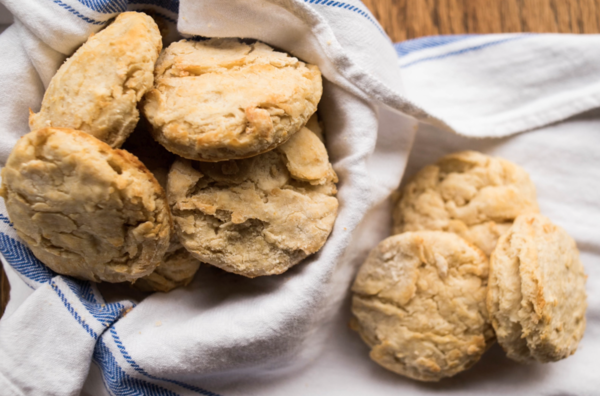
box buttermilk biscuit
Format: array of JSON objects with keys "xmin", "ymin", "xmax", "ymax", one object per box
[
  {"xmin": 0, "ymin": 128, "xmax": 171, "ymax": 282},
  {"xmin": 123, "ymin": 125, "xmax": 201, "ymax": 292},
  {"xmin": 487, "ymin": 213, "xmax": 587, "ymax": 363},
  {"xmin": 167, "ymin": 121, "xmax": 338, "ymax": 277},
  {"xmin": 29, "ymin": 12, "xmax": 162, "ymax": 148},
  {"xmin": 351, "ymin": 231, "xmax": 494, "ymax": 382},
  {"xmin": 393, "ymin": 151, "xmax": 539, "ymax": 255},
  {"xmin": 142, "ymin": 38, "xmax": 323, "ymax": 161}
]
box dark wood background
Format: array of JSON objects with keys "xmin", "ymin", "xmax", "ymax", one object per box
[{"xmin": 1, "ymin": 0, "xmax": 600, "ymax": 317}]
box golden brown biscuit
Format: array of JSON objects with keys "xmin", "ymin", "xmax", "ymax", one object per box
[
  {"xmin": 29, "ymin": 12, "xmax": 162, "ymax": 148},
  {"xmin": 487, "ymin": 213, "xmax": 587, "ymax": 363},
  {"xmin": 167, "ymin": 123, "xmax": 338, "ymax": 277},
  {"xmin": 393, "ymin": 151, "xmax": 539, "ymax": 255},
  {"xmin": 142, "ymin": 38, "xmax": 322, "ymax": 161},
  {"xmin": 351, "ymin": 231, "xmax": 494, "ymax": 382},
  {"xmin": 0, "ymin": 128, "xmax": 171, "ymax": 282},
  {"xmin": 133, "ymin": 241, "xmax": 201, "ymax": 293},
  {"xmin": 123, "ymin": 124, "xmax": 201, "ymax": 292}
]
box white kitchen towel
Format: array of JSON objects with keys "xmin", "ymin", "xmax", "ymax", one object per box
[
  {"xmin": 0, "ymin": 2, "xmax": 599, "ymax": 396},
  {"xmin": 395, "ymin": 33, "xmax": 600, "ymax": 137}
]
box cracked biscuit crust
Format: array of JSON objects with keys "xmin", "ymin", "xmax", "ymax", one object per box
[
  {"xmin": 0, "ymin": 128, "xmax": 171, "ymax": 282},
  {"xmin": 142, "ymin": 38, "xmax": 323, "ymax": 161},
  {"xmin": 393, "ymin": 151, "xmax": 539, "ymax": 256},
  {"xmin": 29, "ymin": 12, "xmax": 162, "ymax": 148},
  {"xmin": 487, "ymin": 213, "xmax": 587, "ymax": 363},
  {"xmin": 167, "ymin": 122, "xmax": 338, "ymax": 277},
  {"xmin": 351, "ymin": 231, "xmax": 494, "ymax": 382}
]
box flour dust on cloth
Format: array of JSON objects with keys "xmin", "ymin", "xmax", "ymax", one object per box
[{"xmin": 0, "ymin": 1, "xmax": 599, "ymax": 395}]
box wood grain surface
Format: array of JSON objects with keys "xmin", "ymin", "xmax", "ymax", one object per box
[
  {"xmin": 1, "ymin": 0, "xmax": 598, "ymax": 318},
  {"xmin": 362, "ymin": 0, "xmax": 600, "ymax": 42}
]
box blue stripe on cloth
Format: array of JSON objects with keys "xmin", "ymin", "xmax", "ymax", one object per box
[
  {"xmin": 76, "ymin": 0, "xmax": 127, "ymax": 13},
  {"xmin": 75, "ymin": 0, "xmax": 179, "ymax": 19},
  {"xmin": 400, "ymin": 35, "xmax": 526, "ymax": 68},
  {"xmin": 50, "ymin": 279, "xmax": 99, "ymax": 339},
  {"xmin": 304, "ymin": 0, "xmax": 386, "ymax": 35},
  {"xmin": 109, "ymin": 328, "xmax": 221, "ymax": 396},
  {"xmin": 394, "ymin": 34, "xmax": 475, "ymax": 57},
  {"xmin": 0, "ymin": 232, "xmax": 55, "ymax": 284},
  {"xmin": 93, "ymin": 339, "xmax": 181, "ymax": 396},
  {"xmin": 0, "ymin": 214, "xmax": 12, "ymax": 226},
  {"xmin": 51, "ymin": 0, "xmax": 107, "ymax": 24},
  {"xmin": 65, "ymin": 277, "xmax": 98, "ymax": 303},
  {"xmin": 62, "ymin": 277, "xmax": 128, "ymax": 327}
]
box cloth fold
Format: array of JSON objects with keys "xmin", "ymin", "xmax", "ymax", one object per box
[
  {"xmin": 396, "ymin": 33, "xmax": 600, "ymax": 137},
  {"xmin": 0, "ymin": 1, "xmax": 598, "ymax": 395}
]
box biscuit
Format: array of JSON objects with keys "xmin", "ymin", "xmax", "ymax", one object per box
[
  {"xmin": 29, "ymin": 12, "xmax": 162, "ymax": 148},
  {"xmin": 351, "ymin": 231, "xmax": 494, "ymax": 382},
  {"xmin": 393, "ymin": 151, "xmax": 539, "ymax": 255},
  {"xmin": 122, "ymin": 124, "xmax": 201, "ymax": 292},
  {"xmin": 167, "ymin": 122, "xmax": 338, "ymax": 277},
  {"xmin": 133, "ymin": 241, "xmax": 201, "ymax": 293},
  {"xmin": 0, "ymin": 128, "xmax": 171, "ymax": 282},
  {"xmin": 487, "ymin": 213, "xmax": 587, "ymax": 363},
  {"xmin": 142, "ymin": 38, "xmax": 323, "ymax": 161}
]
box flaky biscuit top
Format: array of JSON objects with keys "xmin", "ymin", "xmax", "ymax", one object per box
[
  {"xmin": 143, "ymin": 38, "xmax": 323, "ymax": 161},
  {"xmin": 393, "ymin": 150, "xmax": 539, "ymax": 255},
  {"xmin": 29, "ymin": 12, "xmax": 162, "ymax": 148},
  {"xmin": 351, "ymin": 231, "xmax": 493, "ymax": 382}
]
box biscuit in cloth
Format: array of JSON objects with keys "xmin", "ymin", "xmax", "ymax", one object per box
[
  {"xmin": 487, "ymin": 213, "xmax": 587, "ymax": 363},
  {"xmin": 167, "ymin": 121, "xmax": 338, "ymax": 277},
  {"xmin": 29, "ymin": 12, "xmax": 162, "ymax": 148},
  {"xmin": 123, "ymin": 125, "xmax": 201, "ymax": 292},
  {"xmin": 351, "ymin": 231, "xmax": 494, "ymax": 382},
  {"xmin": 393, "ymin": 151, "xmax": 539, "ymax": 256},
  {"xmin": 0, "ymin": 128, "xmax": 171, "ymax": 282},
  {"xmin": 142, "ymin": 38, "xmax": 323, "ymax": 161}
]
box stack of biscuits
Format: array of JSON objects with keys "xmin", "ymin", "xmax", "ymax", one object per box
[
  {"xmin": 350, "ymin": 151, "xmax": 588, "ymax": 381},
  {"xmin": 0, "ymin": 12, "xmax": 338, "ymax": 292}
]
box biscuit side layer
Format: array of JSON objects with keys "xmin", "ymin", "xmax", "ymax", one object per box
[{"xmin": 487, "ymin": 228, "xmax": 532, "ymax": 362}]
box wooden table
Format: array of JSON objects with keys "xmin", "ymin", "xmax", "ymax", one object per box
[
  {"xmin": 362, "ymin": 0, "xmax": 600, "ymax": 42},
  {"xmin": 1, "ymin": 0, "xmax": 599, "ymax": 318}
]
